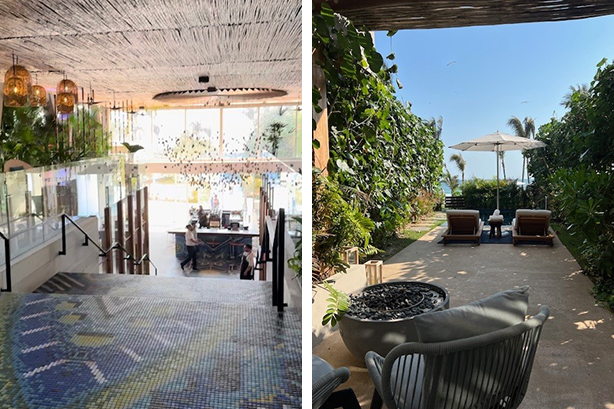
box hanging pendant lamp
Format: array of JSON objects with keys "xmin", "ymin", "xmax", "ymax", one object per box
[
  {"xmin": 31, "ymin": 74, "xmax": 47, "ymax": 107},
  {"xmin": 57, "ymin": 75, "xmax": 78, "ymax": 114},
  {"xmin": 3, "ymin": 54, "xmax": 32, "ymax": 107}
]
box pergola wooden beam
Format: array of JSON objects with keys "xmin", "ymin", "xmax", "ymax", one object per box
[{"xmin": 314, "ymin": 0, "xmax": 614, "ymax": 30}]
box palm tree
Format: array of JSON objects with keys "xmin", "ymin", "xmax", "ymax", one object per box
[
  {"xmin": 507, "ymin": 116, "xmax": 535, "ymax": 185},
  {"xmin": 428, "ymin": 116, "xmax": 443, "ymax": 138},
  {"xmin": 449, "ymin": 153, "xmax": 466, "ymax": 185},
  {"xmin": 441, "ymin": 165, "xmax": 460, "ymax": 195},
  {"xmin": 498, "ymin": 151, "xmax": 506, "ymax": 180},
  {"xmin": 561, "ymin": 84, "xmax": 589, "ymax": 107}
]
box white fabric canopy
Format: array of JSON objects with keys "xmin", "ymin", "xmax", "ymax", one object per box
[
  {"xmin": 449, "ymin": 131, "xmax": 546, "ymax": 152},
  {"xmin": 449, "ymin": 131, "xmax": 546, "ymax": 210}
]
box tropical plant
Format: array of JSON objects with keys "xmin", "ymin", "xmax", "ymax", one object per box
[
  {"xmin": 561, "ymin": 83, "xmax": 589, "ymax": 107},
  {"xmin": 313, "ymin": 4, "xmax": 444, "ymax": 247},
  {"xmin": 449, "ymin": 153, "xmax": 466, "ymax": 185},
  {"xmin": 507, "ymin": 116, "xmax": 535, "ymax": 185},
  {"xmin": 441, "ymin": 166, "xmax": 460, "ymax": 195},
  {"xmin": 312, "ymin": 168, "xmax": 376, "ymax": 281},
  {"xmin": 429, "ymin": 116, "xmax": 443, "ymax": 139},
  {"xmin": 321, "ymin": 281, "xmax": 349, "ymax": 327},
  {"xmin": 262, "ymin": 121, "xmax": 287, "ymax": 156},
  {"xmin": 1, "ymin": 105, "xmax": 109, "ymax": 168},
  {"xmin": 287, "ymin": 216, "xmax": 302, "ymax": 278},
  {"xmin": 525, "ymin": 58, "xmax": 614, "ymax": 309},
  {"xmin": 122, "ymin": 142, "xmax": 145, "ymax": 153},
  {"xmin": 498, "ymin": 151, "xmax": 507, "ymax": 180}
]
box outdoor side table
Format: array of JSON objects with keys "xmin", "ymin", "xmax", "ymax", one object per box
[{"xmin": 489, "ymin": 220, "xmax": 503, "ymax": 239}]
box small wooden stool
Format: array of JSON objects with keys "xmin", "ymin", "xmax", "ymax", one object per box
[{"xmin": 365, "ymin": 260, "xmax": 383, "ymax": 285}]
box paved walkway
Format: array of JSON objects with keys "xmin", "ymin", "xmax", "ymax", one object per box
[{"xmin": 313, "ymin": 226, "xmax": 614, "ymax": 408}]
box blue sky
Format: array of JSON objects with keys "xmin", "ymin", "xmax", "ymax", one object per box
[{"xmin": 375, "ymin": 15, "xmax": 614, "ymax": 181}]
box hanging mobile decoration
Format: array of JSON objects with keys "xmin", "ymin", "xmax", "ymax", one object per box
[
  {"xmin": 3, "ymin": 54, "xmax": 32, "ymax": 107},
  {"xmin": 57, "ymin": 74, "xmax": 78, "ymax": 114}
]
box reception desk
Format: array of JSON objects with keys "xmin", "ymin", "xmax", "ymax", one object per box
[{"xmin": 169, "ymin": 227, "xmax": 259, "ymax": 271}]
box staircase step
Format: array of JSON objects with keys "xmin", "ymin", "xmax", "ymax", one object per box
[{"xmin": 35, "ymin": 272, "xmax": 272, "ymax": 305}]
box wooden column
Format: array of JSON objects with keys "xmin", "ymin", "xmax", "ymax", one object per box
[
  {"xmin": 116, "ymin": 199, "xmax": 125, "ymax": 274},
  {"xmin": 143, "ymin": 186, "xmax": 150, "ymax": 275},
  {"xmin": 126, "ymin": 194, "xmax": 135, "ymax": 274},
  {"xmin": 313, "ymin": 48, "xmax": 329, "ymax": 174},
  {"xmin": 104, "ymin": 206, "xmax": 113, "ymax": 274},
  {"xmin": 135, "ymin": 189, "xmax": 143, "ymax": 275}
]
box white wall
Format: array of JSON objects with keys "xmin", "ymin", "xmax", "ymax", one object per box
[
  {"xmin": 1, "ymin": 216, "xmax": 99, "ymax": 293},
  {"xmin": 312, "ymin": 264, "xmax": 367, "ymax": 347}
]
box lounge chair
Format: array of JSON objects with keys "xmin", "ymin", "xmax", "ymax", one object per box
[
  {"xmin": 512, "ymin": 210, "xmax": 554, "ymax": 246},
  {"xmin": 312, "ymin": 355, "xmax": 360, "ymax": 409},
  {"xmin": 442, "ymin": 210, "xmax": 484, "ymax": 245},
  {"xmin": 366, "ymin": 305, "xmax": 550, "ymax": 409}
]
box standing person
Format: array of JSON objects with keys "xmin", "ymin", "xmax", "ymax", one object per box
[
  {"xmin": 240, "ymin": 244, "xmax": 256, "ymax": 280},
  {"xmin": 180, "ymin": 221, "xmax": 201, "ymax": 273}
]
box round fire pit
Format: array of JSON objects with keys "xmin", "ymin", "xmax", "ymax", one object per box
[{"xmin": 338, "ymin": 281, "xmax": 449, "ymax": 360}]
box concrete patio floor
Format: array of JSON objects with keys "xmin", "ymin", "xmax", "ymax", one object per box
[{"xmin": 313, "ymin": 225, "xmax": 614, "ymax": 408}]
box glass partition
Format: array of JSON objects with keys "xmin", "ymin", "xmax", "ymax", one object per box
[{"xmin": 0, "ymin": 156, "xmax": 144, "ymax": 264}]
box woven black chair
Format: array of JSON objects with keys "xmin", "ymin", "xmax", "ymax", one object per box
[{"xmin": 366, "ymin": 306, "xmax": 549, "ymax": 409}]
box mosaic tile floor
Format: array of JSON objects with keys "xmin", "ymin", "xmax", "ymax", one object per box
[{"xmin": 1, "ymin": 275, "xmax": 301, "ymax": 408}]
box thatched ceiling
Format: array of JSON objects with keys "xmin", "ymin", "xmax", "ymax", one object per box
[
  {"xmin": 314, "ymin": 0, "xmax": 614, "ymax": 31},
  {"xmin": 0, "ymin": 0, "xmax": 301, "ymax": 107}
]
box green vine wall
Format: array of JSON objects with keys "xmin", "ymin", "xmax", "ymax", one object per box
[{"xmin": 312, "ymin": 4, "xmax": 444, "ymax": 275}]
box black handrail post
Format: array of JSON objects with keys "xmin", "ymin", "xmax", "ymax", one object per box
[
  {"xmin": 59, "ymin": 214, "xmax": 66, "ymax": 255},
  {"xmin": 272, "ymin": 219, "xmax": 279, "ymax": 307},
  {"xmin": 277, "ymin": 208, "xmax": 285, "ymax": 312},
  {"xmin": 1, "ymin": 233, "xmax": 11, "ymax": 292}
]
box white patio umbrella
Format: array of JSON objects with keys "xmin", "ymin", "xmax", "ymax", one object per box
[{"xmin": 449, "ymin": 131, "xmax": 546, "ymax": 209}]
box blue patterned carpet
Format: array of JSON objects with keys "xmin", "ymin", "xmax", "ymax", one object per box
[{"xmin": 0, "ymin": 275, "xmax": 301, "ymax": 408}]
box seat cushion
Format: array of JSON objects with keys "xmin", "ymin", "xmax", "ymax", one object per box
[
  {"xmin": 312, "ymin": 355, "xmax": 334, "ymax": 385},
  {"xmin": 414, "ymin": 286, "xmax": 529, "ymax": 343}
]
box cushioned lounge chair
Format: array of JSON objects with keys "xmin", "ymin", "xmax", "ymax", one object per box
[
  {"xmin": 366, "ymin": 305, "xmax": 550, "ymax": 409},
  {"xmin": 512, "ymin": 210, "xmax": 554, "ymax": 246},
  {"xmin": 313, "ymin": 355, "xmax": 360, "ymax": 409},
  {"xmin": 442, "ymin": 210, "xmax": 484, "ymax": 245}
]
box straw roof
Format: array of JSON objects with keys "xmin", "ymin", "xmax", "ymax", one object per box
[
  {"xmin": 0, "ymin": 0, "xmax": 301, "ymax": 107},
  {"xmin": 314, "ymin": 0, "xmax": 614, "ymax": 31}
]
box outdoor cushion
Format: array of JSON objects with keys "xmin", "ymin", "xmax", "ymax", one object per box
[
  {"xmin": 413, "ymin": 286, "xmax": 530, "ymax": 343},
  {"xmin": 312, "ymin": 355, "xmax": 334, "ymax": 385},
  {"xmin": 514, "ymin": 209, "xmax": 551, "ymax": 230}
]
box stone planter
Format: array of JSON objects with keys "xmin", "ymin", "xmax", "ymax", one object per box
[{"xmin": 338, "ymin": 281, "xmax": 450, "ymax": 360}]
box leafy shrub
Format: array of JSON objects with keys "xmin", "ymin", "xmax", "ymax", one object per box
[
  {"xmin": 462, "ymin": 178, "xmax": 522, "ymax": 210},
  {"xmin": 312, "ymin": 168, "xmax": 376, "ymax": 282},
  {"xmin": 524, "ymin": 59, "xmax": 614, "ymax": 308},
  {"xmin": 552, "ymin": 168, "xmax": 614, "ymax": 281}
]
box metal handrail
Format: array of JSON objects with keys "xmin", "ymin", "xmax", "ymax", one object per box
[
  {"xmin": 59, "ymin": 214, "xmax": 158, "ymax": 276},
  {"xmin": 0, "ymin": 232, "xmax": 11, "ymax": 292}
]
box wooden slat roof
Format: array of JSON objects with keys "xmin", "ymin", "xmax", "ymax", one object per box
[
  {"xmin": 314, "ymin": 0, "xmax": 614, "ymax": 31},
  {"xmin": 0, "ymin": 0, "xmax": 301, "ymax": 107}
]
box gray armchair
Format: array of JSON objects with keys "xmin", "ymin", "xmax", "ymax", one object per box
[
  {"xmin": 313, "ymin": 355, "xmax": 360, "ymax": 409},
  {"xmin": 366, "ymin": 305, "xmax": 550, "ymax": 409}
]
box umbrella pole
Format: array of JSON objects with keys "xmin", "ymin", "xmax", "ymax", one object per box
[{"xmin": 496, "ymin": 144, "xmax": 500, "ymax": 210}]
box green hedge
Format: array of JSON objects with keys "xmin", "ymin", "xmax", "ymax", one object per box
[{"xmin": 462, "ymin": 179, "xmax": 523, "ymax": 210}]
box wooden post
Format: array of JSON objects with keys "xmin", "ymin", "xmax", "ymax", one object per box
[
  {"xmin": 116, "ymin": 199, "xmax": 125, "ymax": 273},
  {"xmin": 126, "ymin": 194, "xmax": 135, "ymax": 274},
  {"xmin": 135, "ymin": 189, "xmax": 143, "ymax": 275},
  {"xmin": 104, "ymin": 206, "xmax": 113, "ymax": 274},
  {"xmin": 143, "ymin": 186, "xmax": 150, "ymax": 275},
  {"xmin": 313, "ymin": 47, "xmax": 329, "ymax": 174},
  {"xmin": 365, "ymin": 260, "xmax": 384, "ymax": 285}
]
